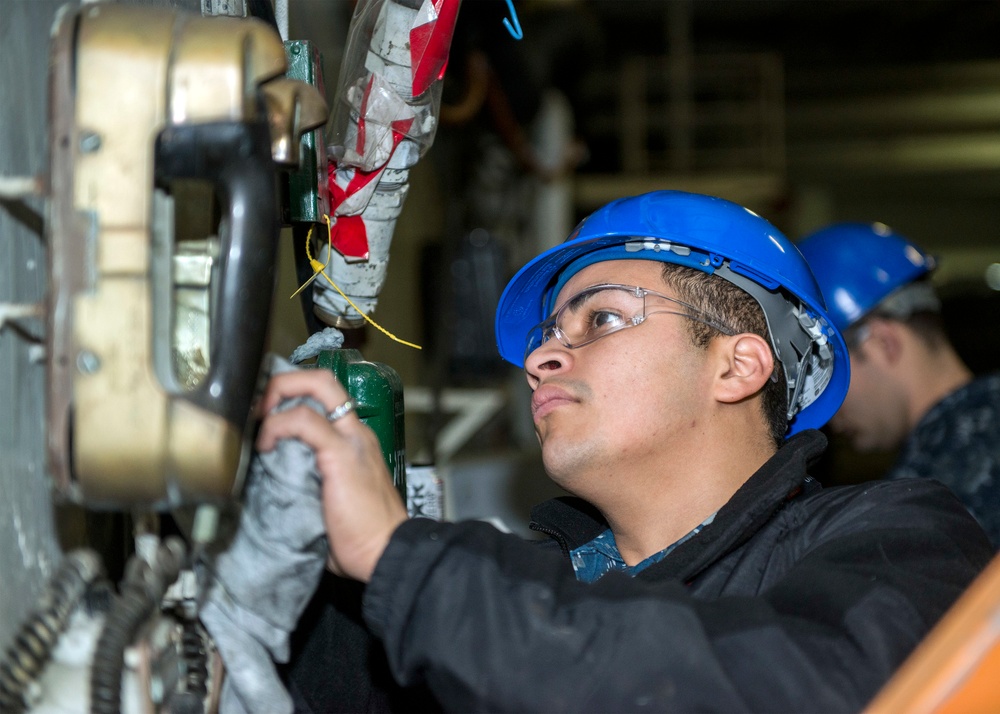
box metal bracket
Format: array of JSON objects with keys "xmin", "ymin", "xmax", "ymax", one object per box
[
  {"xmin": 0, "ymin": 174, "xmax": 45, "ymax": 237},
  {"xmin": 0, "ymin": 301, "xmax": 44, "ymax": 344}
]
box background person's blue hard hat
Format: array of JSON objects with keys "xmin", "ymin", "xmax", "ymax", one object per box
[
  {"xmin": 796, "ymin": 222, "xmax": 937, "ymax": 333},
  {"xmin": 494, "ymin": 190, "xmax": 850, "ymax": 436}
]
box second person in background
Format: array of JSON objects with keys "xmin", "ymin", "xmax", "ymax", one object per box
[{"xmin": 798, "ymin": 222, "xmax": 1000, "ymax": 547}]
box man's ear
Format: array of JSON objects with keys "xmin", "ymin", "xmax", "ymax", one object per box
[
  {"xmin": 713, "ymin": 333, "xmax": 774, "ymax": 404},
  {"xmin": 862, "ymin": 318, "xmax": 903, "ymax": 365}
]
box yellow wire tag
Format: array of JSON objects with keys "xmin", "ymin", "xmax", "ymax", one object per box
[{"xmin": 290, "ymin": 215, "xmax": 422, "ymax": 350}]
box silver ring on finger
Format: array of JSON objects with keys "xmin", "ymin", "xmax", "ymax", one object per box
[{"xmin": 326, "ymin": 399, "xmax": 355, "ymax": 422}]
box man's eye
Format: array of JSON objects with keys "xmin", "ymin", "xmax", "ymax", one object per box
[{"xmin": 589, "ymin": 309, "xmax": 627, "ymax": 332}]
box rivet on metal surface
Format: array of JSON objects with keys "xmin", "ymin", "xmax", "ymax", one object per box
[
  {"xmin": 78, "ymin": 131, "xmax": 102, "ymax": 153},
  {"xmin": 75, "ymin": 350, "xmax": 101, "ymax": 374}
]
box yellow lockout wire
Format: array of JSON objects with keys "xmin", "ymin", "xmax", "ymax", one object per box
[{"xmin": 290, "ymin": 214, "xmax": 422, "ymax": 350}]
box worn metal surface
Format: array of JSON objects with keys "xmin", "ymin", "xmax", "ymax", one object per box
[
  {"xmin": 281, "ymin": 40, "xmax": 330, "ymax": 220},
  {"xmin": 0, "ymin": 0, "xmax": 67, "ymax": 659},
  {"xmin": 48, "ymin": 3, "xmax": 286, "ymax": 507},
  {"xmin": 0, "ymin": 0, "xmax": 201, "ymax": 653}
]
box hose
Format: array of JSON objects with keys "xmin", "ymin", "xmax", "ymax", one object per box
[
  {"xmin": 0, "ymin": 548, "xmax": 105, "ymax": 713},
  {"xmin": 89, "ymin": 536, "xmax": 186, "ymax": 714}
]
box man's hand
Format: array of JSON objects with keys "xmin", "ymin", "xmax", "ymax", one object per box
[{"xmin": 255, "ymin": 369, "xmax": 408, "ymax": 582}]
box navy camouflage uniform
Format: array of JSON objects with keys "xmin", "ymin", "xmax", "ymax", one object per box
[{"xmin": 887, "ymin": 372, "xmax": 1000, "ymax": 548}]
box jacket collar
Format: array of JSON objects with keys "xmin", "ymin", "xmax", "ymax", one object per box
[{"xmin": 529, "ymin": 429, "xmax": 828, "ymax": 582}]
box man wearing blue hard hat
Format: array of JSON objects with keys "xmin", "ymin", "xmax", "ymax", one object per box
[
  {"xmin": 798, "ymin": 221, "xmax": 1000, "ymax": 547},
  {"xmin": 253, "ymin": 192, "xmax": 990, "ymax": 713}
]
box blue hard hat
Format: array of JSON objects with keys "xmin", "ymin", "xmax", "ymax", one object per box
[
  {"xmin": 494, "ymin": 190, "xmax": 850, "ymax": 436},
  {"xmin": 796, "ymin": 222, "xmax": 937, "ymax": 333}
]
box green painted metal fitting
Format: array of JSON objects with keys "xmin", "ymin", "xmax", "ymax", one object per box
[
  {"xmin": 315, "ymin": 348, "xmax": 407, "ymax": 499},
  {"xmin": 283, "ymin": 40, "xmax": 330, "ymax": 224}
]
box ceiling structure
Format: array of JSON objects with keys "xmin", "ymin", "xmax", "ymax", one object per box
[
  {"xmin": 566, "ymin": 0, "xmax": 1000, "ymax": 197},
  {"xmin": 284, "ymin": 0, "xmax": 1000, "ymax": 356},
  {"xmin": 494, "ymin": 0, "xmax": 1000, "ymax": 373},
  {"xmin": 286, "ymin": 0, "xmax": 1000, "ymax": 222}
]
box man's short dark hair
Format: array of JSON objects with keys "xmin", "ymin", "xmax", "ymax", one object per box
[
  {"xmin": 660, "ymin": 263, "xmax": 789, "ymax": 446},
  {"xmin": 846, "ymin": 312, "xmax": 949, "ymax": 356}
]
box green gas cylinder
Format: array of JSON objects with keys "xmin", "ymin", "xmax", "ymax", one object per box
[{"xmin": 315, "ymin": 348, "xmax": 406, "ymax": 499}]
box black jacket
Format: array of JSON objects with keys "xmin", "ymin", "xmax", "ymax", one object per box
[{"xmin": 285, "ymin": 430, "xmax": 992, "ymax": 713}]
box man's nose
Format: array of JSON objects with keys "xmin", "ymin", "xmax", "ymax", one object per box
[{"xmin": 524, "ymin": 341, "xmax": 571, "ymax": 389}]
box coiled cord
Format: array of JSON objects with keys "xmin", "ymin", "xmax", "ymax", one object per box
[
  {"xmin": 181, "ymin": 620, "xmax": 208, "ymax": 699},
  {"xmin": 0, "ymin": 549, "xmax": 105, "ymax": 713},
  {"xmin": 90, "ymin": 536, "xmax": 185, "ymax": 714}
]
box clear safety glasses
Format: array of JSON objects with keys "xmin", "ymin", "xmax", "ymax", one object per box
[{"xmin": 524, "ymin": 283, "xmax": 737, "ymax": 361}]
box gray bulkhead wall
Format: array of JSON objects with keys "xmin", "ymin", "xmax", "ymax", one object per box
[{"xmin": 1, "ymin": 0, "xmax": 72, "ymax": 656}]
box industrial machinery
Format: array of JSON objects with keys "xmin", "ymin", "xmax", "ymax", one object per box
[
  {"xmin": 6, "ymin": 1, "xmax": 1000, "ymax": 712},
  {"xmin": 0, "ymin": 0, "xmax": 461, "ymax": 710}
]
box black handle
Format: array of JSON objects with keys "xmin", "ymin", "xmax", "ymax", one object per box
[{"xmin": 155, "ymin": 118, "xmax": 279, "ymax": 426}]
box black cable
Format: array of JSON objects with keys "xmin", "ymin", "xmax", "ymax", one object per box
[{"xmin": 89, "ymin": 538, "xmax": 185, "ymax": 714}]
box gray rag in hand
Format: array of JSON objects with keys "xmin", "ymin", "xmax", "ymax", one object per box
[{"xmin": 198, "ymin": 357, "xmax": 329, "ymax": 714}]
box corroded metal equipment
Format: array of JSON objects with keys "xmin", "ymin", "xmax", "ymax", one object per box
[{"xmin": 45, "ymin": 2, "xmax": 326, "ymax": 509}]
